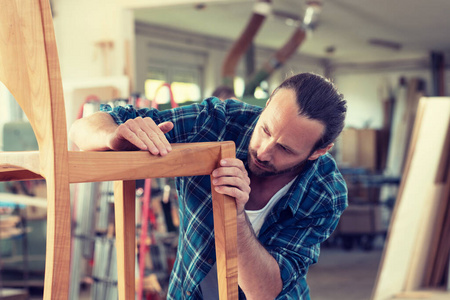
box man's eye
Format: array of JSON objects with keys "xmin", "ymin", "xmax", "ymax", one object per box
[
  {"xmin": 280, "ymin": 145, "xmax": 291, "ymax": 153},
  {"xmin": 262, "ymin": 127, "xmax": 270, "ymax": 135}
]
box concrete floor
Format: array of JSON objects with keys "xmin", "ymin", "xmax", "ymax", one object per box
[
  {"xmin": 308, "ymin": 247, "xmax": 383, "ymax": 300},
  {"xmin": 23, "ymin": 242, "xmax": 450, "ymax": 299},
  {"xmin": 79, "ymin": 245, "xmax": 385, "ymax": 300}
]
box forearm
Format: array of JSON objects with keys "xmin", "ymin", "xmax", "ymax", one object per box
[
  {"xmin": 69, "ymin": 112, "xmax": 117, "ymax": 151},
  {"xmin": 237, "ymin": 213, "xmax": 282, "ymax": 300}
]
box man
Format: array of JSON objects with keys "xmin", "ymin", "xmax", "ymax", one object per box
[
  {"xmin": 212, "ymin": 85, "xmax": 238, "ymax": 101},
  {"xmin": 70, "ymin": 72, "xmax": 348, "ymax": 299}
]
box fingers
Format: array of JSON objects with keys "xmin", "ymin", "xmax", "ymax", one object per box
[
  {"xmin": 212, "ymin": 159, "xmax": 251, "ymax": 208},
  {"xmin": 213, "ymin": 159, "xmax": 250, "ymax": 183},
  {"xmin": 116, "ymin": 117, "xmax": 172, "ymax": 155},
  {"xmin": 213, "ymin": 185, "xmax": 250, "ymax": 204},
  {"xmin": 158, "ymin": 121, "xmax": 174, "ymax": 134},
  {"xmin": 212, "ymin": 163, "xmax": 250, "ymax": 186},
  {"xmin": 212, "ymin": 176, "xmax": 251, "ymax": 196}
]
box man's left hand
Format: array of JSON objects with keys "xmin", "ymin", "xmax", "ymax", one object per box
[{"xmin": 211, "ymin": 158, "xmax": 251, "ymax": 216}]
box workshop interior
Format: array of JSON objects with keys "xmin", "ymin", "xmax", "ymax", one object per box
[{"xmin": 0, "ymin": 0, "xmax": 449, "ymax": 299}]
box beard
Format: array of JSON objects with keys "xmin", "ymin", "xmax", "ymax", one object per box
[{"xmin": 247, "ymin": 148, "xmax": 307, "ymax": 177}]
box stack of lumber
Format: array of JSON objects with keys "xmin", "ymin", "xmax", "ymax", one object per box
[{"xmin": 372, "ymin": 97, "xmax": 450, "ymax": 300}]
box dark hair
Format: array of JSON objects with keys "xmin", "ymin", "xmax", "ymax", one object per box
[
  {"xmin": 274, "ymin": 73, "xmax": 347, "ymax": 152},
  {"xmin": 212, "ymin": 86, "xmax": 236, "ymax": 101}
]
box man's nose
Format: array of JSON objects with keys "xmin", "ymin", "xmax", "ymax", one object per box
[{"xmin": 257, "ymin": 140, "xmax": 275, "ymax": 161}]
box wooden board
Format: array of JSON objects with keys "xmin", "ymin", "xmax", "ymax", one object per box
[
  {"xmin": 417, "ymin": 128, "xmax": 450, "ymax": 288},
  {"xmin": 114, "ymin": 180, "xmax": 137, "ymax": 300},
  {"xmin": 211, "ymin": 143, "xmax": 239, "ymax": 299},
  {"xmin": 109, "ymin": 141, "xmax": 237, "ymax": 300},
  {"xmin": 372, "ymin": 98, "xmax": 450, "ymax": 300}
]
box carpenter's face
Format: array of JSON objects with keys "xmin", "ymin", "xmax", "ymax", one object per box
[{"xmin": 248, "ymin": 88, "xmax": 326, "ymax": 177}]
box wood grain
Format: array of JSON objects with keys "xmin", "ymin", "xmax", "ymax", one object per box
[
  {"xmin": 0, "ymin": 1, "xmax": 240, "ymax": 299},
  {"xmin": 114, "ymin": 180, "xmax": 137, "ymax": 300},
  {"xmin": 0, "ymin": 151, "xmax": 41, "ymax": 177},
  {"xmin": 67, "ymin": 142, "xmax": 226, "ymax": 183},
  {"xmin": 372, "ymin": 98, "xmax": 450, "ymax": 300},
  {"xmin": 211, "ymin": 143, "xmax": 239, "ymax": 300},
  {"xmin": 0, "ymin": 1, "xmax": 71, "ymax": 299}
]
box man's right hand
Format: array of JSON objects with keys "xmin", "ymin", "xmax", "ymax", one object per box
[{"xmin": 107, "ymin": 117, "xmax": 174, "ymax": 156}]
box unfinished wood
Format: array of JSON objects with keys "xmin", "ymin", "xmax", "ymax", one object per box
[
  {"xmin": 0, "ymin": 1, "xmax": 239, "ymax": 299},
  {"xmin": 358, "ymin": 129, "xmax": 378, "ymax": 170},
  {"xmin": 0, "ymin": 142, "xmax": 231, "ymax": 183},
  {"xmin": 384, "ymin": 79, "xmax": 424, "ymax": 177},
  {"xmin": 67, "ymin": 142, "xmax": 226, "ymax": 183},
  {"xmin": 211, "ymin": 143, "xmax": 239, "ymax": 300},
  {"xmin": 401, "ymin": 79, "xmax": 424, "ymax": 172},
  {"xmin": 372, "ymin": 98, "xmax": 450, "ymax": 300},
  {"xmin": 423, "ymin": 145, "xmax": 450, "ymax": 287},
  {"xmin": 0, "ymin": 1, "xmax": 71, "ymax": 299},
  {"xmin": 339, "ymin": 128, "xmax": 384, "ymax": 171},
  {"xmin": 0, "ymin": 151, "xmax": 41, "ymax": 176},
  {"xmin": 43, "ymin": 167, "xmax": 71, "ymax": 300},
  {"xmin": 404, "ymin": 129, "xmax": 449, "ymax": 289},
  {"xmin": 429, "ymin": 183, "xmax": 450, "ymax": 286},
  {"xmin": 0, "ymin": 169, "xmax": 43, "ymax": 182},
  {"xmin": 404, "ymin": 184, "xmax": 446, "ymax": 289},
  {"xmin": 114, "ymin": 180, "xmax": 137, "ymax": 300},
  {"xmin": 340, "ymin": 128, "xmax": 359, "ymax": 168},
  {"xmin": 385, "ymin": 81, "xmax": 408, "ymax": 176},
  {"xmin": 393, "ymin": 289, "xmax": 450, "ymax": 300}
]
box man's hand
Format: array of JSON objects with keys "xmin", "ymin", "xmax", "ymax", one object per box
[
  {"xmin": 211, "ymin": 158, "xmax": 251, "ymax": 215},
  {"xmin": 106, "ymin": 117, "xmax": 174, "ymax": 156}
]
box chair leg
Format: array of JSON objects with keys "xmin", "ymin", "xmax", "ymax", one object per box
[
  {"xmin": 114, "ymin": 180, "xmax": 136, "ymax": 300},
  {"xmin": 211, "ymin": 143, "xmax": 238, "ymax": 300},
  {"xmin": 43, "ymin": 181, "xmax": 71, "ymax": 300}
]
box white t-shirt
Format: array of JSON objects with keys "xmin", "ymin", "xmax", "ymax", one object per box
[{"xmin": 200, "ymin": 176, "xmax": 297, "ymax": 299}]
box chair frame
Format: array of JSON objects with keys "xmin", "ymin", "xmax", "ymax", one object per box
[{"xmin": 0, "ymin": 0, "xmax": 238, "ymax": 299}]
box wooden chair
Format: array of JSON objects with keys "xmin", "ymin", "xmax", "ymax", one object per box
[{"xmin": 0, "ymin": 1, "xmax": 238, "ymax": 299}]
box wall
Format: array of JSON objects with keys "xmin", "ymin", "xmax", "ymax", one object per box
[
  {"xmin": 52, "ymin": 0, "xmax": 247, "ymax": 81},
  {"xmin": 52, "ymin": 0, "xmax": 131, "ymax": 80},
  {"xmin": 333, "ymin": 65, "xmax": 431, "ymax": 129},
  {"xmin": 134, "ymin": 22, "xmax": 326, "ymax": 99},
  {"xmin": 50, "ymin": 0, "xmax": 449, "ymax": 132}
]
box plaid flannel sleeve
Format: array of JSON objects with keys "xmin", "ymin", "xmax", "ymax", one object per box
[{"xmin": 100, "ymin": 98, "xmax": 223, "ymax": 144}]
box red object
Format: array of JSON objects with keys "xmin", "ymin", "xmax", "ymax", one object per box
[
  {"xmin": 138, "ymin": 178, "xmax": 152, "ymax": 300},
  {"xmin": 138, "ymin": 85, "xmax": 178, "ymax": 299},
  {"xmin": 153, "ymin": 83, "xmax": 178, "ymax": 108}
]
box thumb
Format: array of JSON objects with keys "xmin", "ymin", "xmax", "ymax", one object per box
[{"xmin": 158, "ymin": 121, "xmax": 174, "ymax": 133}]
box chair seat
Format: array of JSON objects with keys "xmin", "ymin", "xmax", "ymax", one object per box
[{"xmin": 0, "ymin": 151, "xmax": 42, "ymax": 181}]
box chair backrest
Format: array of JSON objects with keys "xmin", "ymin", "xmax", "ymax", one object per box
[{"xmin": 0, "ymin": 0, "xmax": 68, "ymax": 178}]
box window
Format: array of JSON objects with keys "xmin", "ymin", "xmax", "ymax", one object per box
[{"xmin": 144, "ymin": 64, "xmax": 202, "ymax": 106}]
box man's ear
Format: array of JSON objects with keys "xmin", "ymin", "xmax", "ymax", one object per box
[{"xmin": 308, "ymin": 143, "xmax": 334, "ymax": 161}]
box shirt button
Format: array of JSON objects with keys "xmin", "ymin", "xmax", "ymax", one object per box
[
  {"xmin": 186, "ymin": 291, "xmax": 191, "ymax": 296},
  {"xmin": 207, "ymin": 259, "xmax": 214, "ymax": 264}
]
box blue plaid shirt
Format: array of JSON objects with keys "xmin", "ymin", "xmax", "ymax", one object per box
[{"xmin": 103, "ymin": 98, "xmax": 347, "ymax": 300}]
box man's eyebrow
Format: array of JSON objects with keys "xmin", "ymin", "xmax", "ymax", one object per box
[
  {"xmin": 278, "ymin": 142, "xmax": 297, "ymax": 154},
  {"xmin": 263, "ymin": 122, "xmax": 298, "ymax": 155}
]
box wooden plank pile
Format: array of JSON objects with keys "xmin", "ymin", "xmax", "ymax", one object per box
[{"xmin": 372, "ymin": 97, "xmax": 450, "ymax": 299}]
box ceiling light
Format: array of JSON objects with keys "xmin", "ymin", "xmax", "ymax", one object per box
[{"xmin": 303, "ymin": 0, "xmax": 323, "ymax": 30}]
